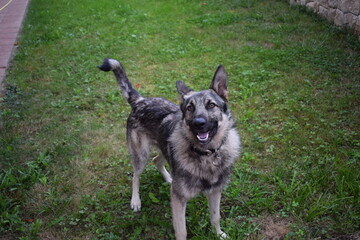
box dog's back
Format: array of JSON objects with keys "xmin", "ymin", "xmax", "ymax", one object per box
[{"xmin": 126, "ymin": 97, "xmax": 180, "ymax": 154}]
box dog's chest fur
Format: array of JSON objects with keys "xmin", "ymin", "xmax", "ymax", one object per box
[{"xmin": 169, "ymin": 121, "xmax": 239, "ymax": 196}]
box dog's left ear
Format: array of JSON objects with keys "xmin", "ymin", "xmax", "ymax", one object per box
[
  {"xmin": 210, "ymin": 65, "xmax": 228, "ymax": 102},
  {"xmin": 176, "ymin": 80, "xmax": 192, "ymax": 99}
]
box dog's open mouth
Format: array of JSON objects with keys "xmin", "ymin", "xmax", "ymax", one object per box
[
  {"xmin": 197, "ymin": 132, "xmax": 209, "ymax": 142},
  {"xmin": 190, "ymin": 119, "xmax": 218, "ymax": 144}
]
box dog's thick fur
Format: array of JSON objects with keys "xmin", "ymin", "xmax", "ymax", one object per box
[{"xmin": 99, "ymin": 59, "xmax": 241, "ymax": 239}]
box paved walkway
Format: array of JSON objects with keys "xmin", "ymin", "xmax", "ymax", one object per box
[{"xmin": 0, "ymin": 0, "xmax": 30, "ymax": 92}]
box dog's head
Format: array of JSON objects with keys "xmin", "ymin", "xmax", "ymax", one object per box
[{"xmin": 176, "ymin": 65, "xmax": 229, "ymax": 145}]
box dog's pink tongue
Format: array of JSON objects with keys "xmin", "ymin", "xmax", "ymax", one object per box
[{"xmin": 197, "ymin": 132, "xmax": 209, "ymax": 141}]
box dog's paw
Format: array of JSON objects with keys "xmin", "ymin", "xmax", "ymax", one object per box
[
  {"xmin": 218, "ymin": 231, "xmax": 228, "ymax": 239},
  {"xmin": 131, "ymin": 196, "xmax": 141, "ymax": 212},
  {"xmin": 131, "ymin": 202, "xmax": 141, "ymax": 212}
]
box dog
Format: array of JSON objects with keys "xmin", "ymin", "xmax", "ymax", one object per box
[{"xmin": 99, "ymin": 59, "xmax": 241, "ymax": 239}]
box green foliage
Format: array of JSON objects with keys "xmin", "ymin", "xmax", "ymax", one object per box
[
  {"xmin": 0, "ymin": 0, "xmax": 359, "ymax": 238},
  {"xmin": 0, "ymin": 151, "xmax": 51, "ymax": 235},
  {"xmin": 189, "ymin": 13, "xmax": 241, "ymax": 27}
]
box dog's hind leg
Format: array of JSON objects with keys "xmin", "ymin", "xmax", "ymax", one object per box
[
  {"xmin": 207, "ymin": 189, "xmax": 228, "ymax": 239},
  {"xmin": 131, "ymin": 162, "xmax": 145, "ymax": 212},
  {"xmin": 153, "ymin": 154, "xmax": 172, "ymax": 183},
  {"xmin": 128, "ymin": 131, "xmax": 150, "ymax": 212}
]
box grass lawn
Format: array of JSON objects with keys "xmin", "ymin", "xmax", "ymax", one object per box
[{"xmin": 1, "ymin": 0, "xmax": 360, "ymax": 239}]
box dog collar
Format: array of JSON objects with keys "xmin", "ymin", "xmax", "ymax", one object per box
[
  {"xmin": 190, "ymin": 145, "xmax": 218, "ymax": 156},
  {"xmin": 190, "ymin": 141, "xmax": 224, "ymax": 157},
  {"xmin": 190, "ymin": 145, "xmax": 223, "ymax": 167},
  {"xmin": 190, "ymin": 137, "xmax": 226, "ymax": 161}
]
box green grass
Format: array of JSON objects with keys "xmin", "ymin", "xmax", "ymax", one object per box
[{"xmin": 1, "ymin": 0, "xmax": 360, "ymax": 239}]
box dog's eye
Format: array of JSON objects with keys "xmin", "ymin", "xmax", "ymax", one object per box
[
  {"xmin": 187, "ymin": 105, "xmax": 194, "ymax": 112},
  {"xmin": 207, "ymin": 103, "xmax": 216, "ymax": 109}
]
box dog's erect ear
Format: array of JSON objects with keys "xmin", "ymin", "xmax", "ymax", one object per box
[
  {"xmin": 210, "ymin": 65, "xmax": 228, "ymax": 102},
  {"xmin": 176, "ymin": 80, "xmax": 192, "ymax": 99}
]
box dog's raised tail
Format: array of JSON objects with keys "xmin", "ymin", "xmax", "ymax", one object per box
[{"xmin": 99, "ymin": 58, "xmax": 141, "ymax": 105}]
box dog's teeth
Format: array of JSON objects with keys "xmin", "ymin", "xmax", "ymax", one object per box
[{"xmin": 197, "ymin": 132, "xmax": 209, "ymax": 141}]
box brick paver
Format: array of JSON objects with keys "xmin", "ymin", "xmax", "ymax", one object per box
[{"xmin": 0, "ymin": 0, "xmax": 29, "ymax": 92}]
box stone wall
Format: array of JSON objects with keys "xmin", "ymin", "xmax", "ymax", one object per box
[{"xmin": 289, "ymin": 0, "xmax": 360, "ymax": 37}]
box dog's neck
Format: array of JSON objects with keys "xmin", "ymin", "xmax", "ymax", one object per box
[
  {"xmin": 190, "ymin": 143, "xmax": 225, "ymax": 166},
  {"xmin": 190, "ymin": 138, "xmax": 225, "ymax": 156},
  {"xmin": 190, "ymin": 145, "xmax": 219, "ymax": 156},
  {"xmin": 190, "ymin": 133, "xmax": 228, "ymax": 157}
]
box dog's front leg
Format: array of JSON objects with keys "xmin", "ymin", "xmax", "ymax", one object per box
[
  {"xmin": 171, "ymin": 188, "xmax": 187, "ymax": 240},
  {"xmin": 207, "ymin": 189, "xmax": 227, "ymax": 239}
]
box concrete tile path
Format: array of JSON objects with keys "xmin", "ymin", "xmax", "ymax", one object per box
[{"xmin": 0, "ymin": 0, "xmax": 30, "ymax": 92}]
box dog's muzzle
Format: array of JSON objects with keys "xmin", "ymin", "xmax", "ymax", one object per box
[{"xmin": 191, "ymin": 117, "xmax": 218, "ymax": 143}]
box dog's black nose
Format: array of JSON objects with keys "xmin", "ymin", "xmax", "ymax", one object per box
[{"xmin": 193, "ymin": 117, "xmax": 207, "ymax": 127}]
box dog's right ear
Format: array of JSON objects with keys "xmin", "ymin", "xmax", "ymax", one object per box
[
  {"xmin": 210, "ymin": 65, "xmax": 228, "ymax": 102},
  {"xmin": 176, "ymin": 80, "xmax": 192, "ymax": 99}
]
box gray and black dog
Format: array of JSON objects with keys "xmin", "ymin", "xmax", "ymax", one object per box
[{"xmin": 99, "ymin": 59, "xmax": 241, "ymax": 240}]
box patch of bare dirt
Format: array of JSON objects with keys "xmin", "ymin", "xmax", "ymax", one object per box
[{"xmin": 254, "ymin": 215, "xmax": 291, "ymax": 240}]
